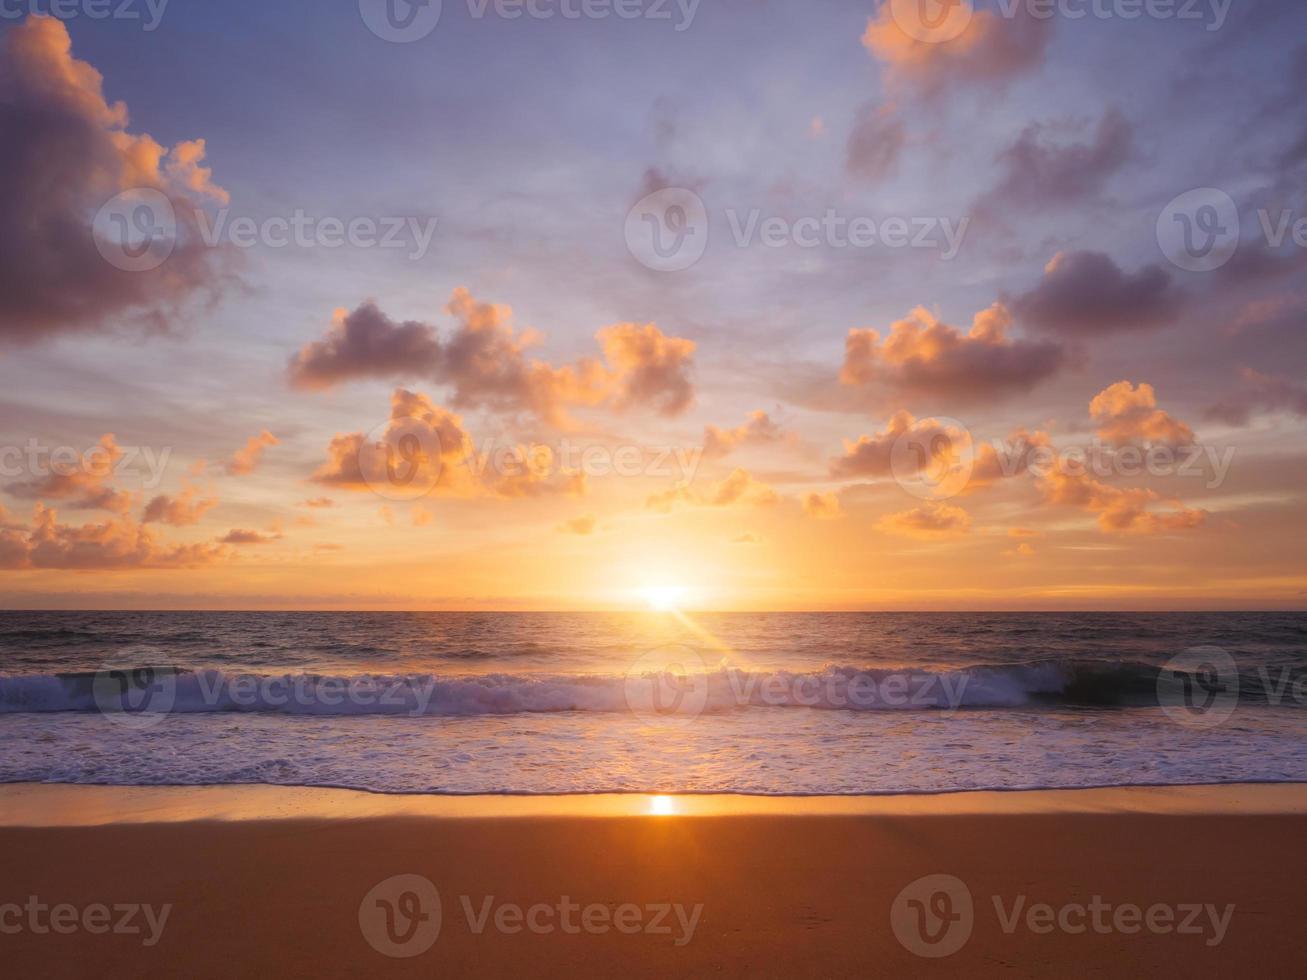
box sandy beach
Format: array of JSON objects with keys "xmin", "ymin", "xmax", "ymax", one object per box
[{"xmin": 3, "ymin": 783, "xmax": 1305, "ymax": 978}]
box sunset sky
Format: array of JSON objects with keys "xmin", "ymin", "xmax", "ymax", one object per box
[{"xmin": 1, "ymin": 1, "xmax": 1305, "ymax": 610}]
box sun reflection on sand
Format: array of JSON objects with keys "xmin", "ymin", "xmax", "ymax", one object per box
[{"xmin": 649, "ymin": 795, "xmax": 678, "ymax": 816}]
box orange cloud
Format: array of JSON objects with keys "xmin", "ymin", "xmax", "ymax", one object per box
[
  {"xmin": 557, "ymin": 514, "xmax": 597, "ymax": 536},
  {"xmin": 704, "ymin": 411, "xmax": 786, "ymax": 458},
  {"xmin": 802, "ymin": 492, "xmax": 844, "ymax": 520},
  {"xmin": 0, "ymin": 504, "xmax": 226, "ymax": 570},
  {"xmin": 288, "ymin": 289, "xmax": 696, "ymax": 425},
  {"xmin": 876, "ymin": 502, "xmax": 972, "ymax": 539},
  {"xmin": 839, "ymin": 304, "xmax": 1064, "ymax": 402},
  {"xmin": 1090, "ymin": 381, "xmax": 1195, "ymax": 447},
  {"xmin": 226, "ymin": 431, "xmax": 279, "ymax": 476},
  {"xmin": 142, "ymin": 484, "xmax": 218, "ymax": 526},
  {"xmin": 645, "ymin": 469, "xmax": 776, "ymax": 512},
  {"xmin": 312, "ymin": 389, "xmax": 473, "ymax": 495},
  {"xmin": 862, "ymin": 1, "xmax": 1051, "ymax": 97},
  {"xmin": 1039, "ymin": 468, "xmax": 1206, "ymax": 535},
  {"xmin": 831, "ymin": 411, "xmax": 969, "ymax": 481},
  {"xmin": 219, "ymin": 529, "xmax": 280, "ymax": 545},
  {"xmin": 4, "ymin": 434, "xmax": 135, "ymax": 515}
]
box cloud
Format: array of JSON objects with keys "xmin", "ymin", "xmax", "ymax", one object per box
[
  {"xmin": 0, "ymin": 16, "xmax": 232, "ymax": 342},
  {"xmin": 0, "ymin": 503, "xmax": 226, "ymax": 570},
  {"xmin": 703, "ymin": 411, "xmax": 786, "ymax": 458},
  {"xmin": 1013, "ymin": 251, "xmax": 1182, "ymax": 335},
  {"xmin": 862, "ymin": 0, "xmax": 1052, "ymax": 97},
  {"xmin": 1039, "ymin": 469, "xmax": 1206, "ymax": 535},
  {"xmin": 645, "ymin": 468, "xmax": 776, "ymax": 512},
  {"xmin": 968, "ymin": 427, "xmax": 1053, "ymax": 490},
  {"xmin": 1207, "ymin": 367, "xmax": 1307, "ymax": 425},
  {"xmin": 1090, "ymin": 381, "xmax": 1195, "ymax": 447},
  {"xmin": 226, "ymin": 431, "xmax": 279, "ymax": 476},
  {"xmin": 839, "ymin": 303, "xmax": 1064, "ymax": 402},
  {"xmin": 312, "ymin": 389, "xmax": 474, "ymax": 495},
  {"xmin": 4, "ymin": 433, "xmax": 135, "ymax": 514},
  {"xmin": 645, "ymin": 483, "xmax": 696, "ymax": 514},
  {"xmin": 285, "ymin": 302, "xmax": 444, "ymax": 389},
  {"xmin": 142, "ymin": 485, "xmax": 218, "ymax": 526},
  {"xmin": 310, "ymin": 389, "xmax": 584, "ymax": 501},
  {"xmin": 219, "ymin": 529, "xmax": 279, "ymax": 545},
  {"xmin": 876, "ymin": 502, "xmax": 972, "ymax": 539},
  {"xmin": 557, "ymin": 514, "xmax": 597, "ymax": 535},
  {"xmin": 831, "ymin": 411, "xmax": 969, "ymax": 480},
  {"xmin": 302, "ymin": 497, "xmax": 335, "ymax": 508},
  {"xmin": 598, "ymin": 321, "xmax": 697, "ymax": 417},
  {"xmin": 846, "ymin": 102, "xmax": 905, "ymax": 182},
  {"xmin": 802, "ymin": 492, "xmax": 844, "ymax": 519},
  {"xmin": 981, "ymin": 108, "xmax": 1133, "ymax": 210},
  {"xmin": 288, "ymin": 289, "xmax": 696, "ymax": 425},
  {"xmin": 730, "ymin": 532, "xmax": 762, "ymax": 545}
]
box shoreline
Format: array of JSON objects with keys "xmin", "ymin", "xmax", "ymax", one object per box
[{"xmin": 5, "ymin": 780, "xmax": 1307, "ymax": 824}]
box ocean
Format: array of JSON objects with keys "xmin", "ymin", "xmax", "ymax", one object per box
[{"xmin": 1, "ymin": 611, "xmax": 1305, "ymax": 795}]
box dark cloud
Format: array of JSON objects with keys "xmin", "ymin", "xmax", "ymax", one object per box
[
  {"xmin": 982, "ymin": 108, "xmax": 1132, "ymax": 210},
  {"xmin": 0, "ymin": 16, "xmax": 232, "ymax": 342},
  {"xmin": 846, "ymin": 103, "xmax": 905, "ymax": 182},
  {"xmin": 1013, "ymin": 251, "xmax": 1182, "ymax": 335}
]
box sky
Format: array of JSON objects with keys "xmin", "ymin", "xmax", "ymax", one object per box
[{"xmin": 0, "ymin": 0, "xmax": 1305, "ymax": 610}]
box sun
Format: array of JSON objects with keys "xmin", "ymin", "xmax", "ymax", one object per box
[{"xmin": 639, "ymin": 585, "xmax": 689, "ymax": 611}]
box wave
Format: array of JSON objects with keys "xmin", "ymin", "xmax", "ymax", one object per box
[{"xmin": 0, "ymin": 659, "xmax": 1252, "ymax": 718}]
